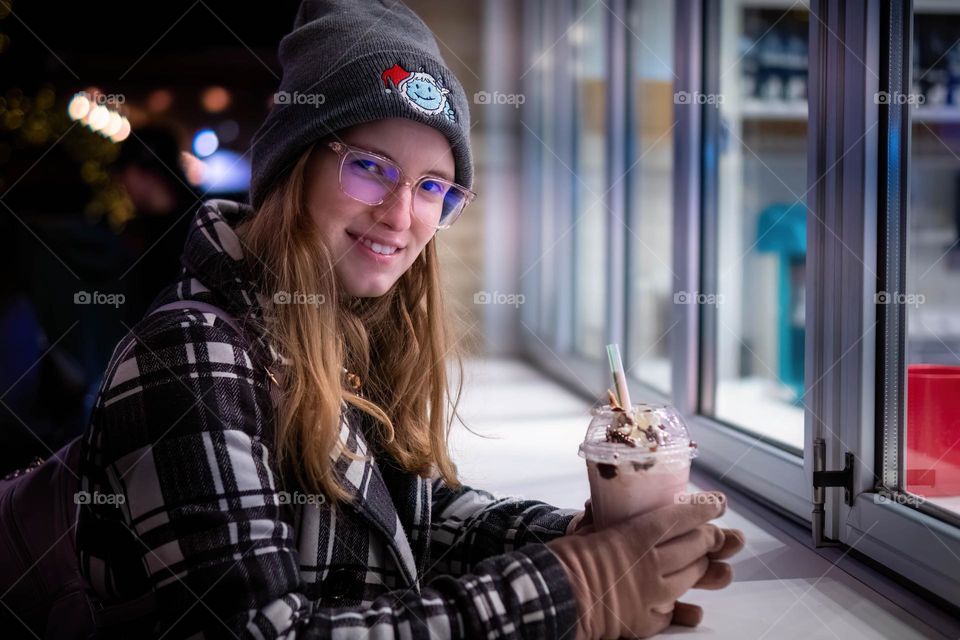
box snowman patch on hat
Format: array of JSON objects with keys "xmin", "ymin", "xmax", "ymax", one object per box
[{"xmin": 381, "ymin": 63, "xmax": 456, "ymax": 122}]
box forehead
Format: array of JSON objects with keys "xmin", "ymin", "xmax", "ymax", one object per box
[{"xmin": 338, "ymin": 119, "xmax": 455, "ymax": 181}]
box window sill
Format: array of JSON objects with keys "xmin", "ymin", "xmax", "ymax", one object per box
[{"xmin": 453, "ymin": 356, "xmax": 960, "ymax": 639}]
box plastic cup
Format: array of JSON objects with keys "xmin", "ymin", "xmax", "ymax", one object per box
[{"xmin": 579, "ymin": 403, "xmax": 698, "ymax": 529}]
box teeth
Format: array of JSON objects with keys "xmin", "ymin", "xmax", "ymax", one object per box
[{"xmin": 358, "ymin": 236, "xmax": 398, "ymax": 255}]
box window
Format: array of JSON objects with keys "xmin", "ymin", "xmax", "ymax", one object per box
[
  {"xmin": 572, "ymin": 0, "xmax": 608, "ymax": 359},
  {"xmin": 706, "ymin": 4, "xmax": 809, "ymax": 451},
  {"xmin": 533, "ymin": 0, "xmax": 561, "ymax": 342},
  {"xmin": 519, "ymin": 0, "xmax": 960, "ymax": 607},
  {"xmin": 521, "ymin": 0, "xmax": 554, "ymax": 340},
  {"xmin": 815, "ymin": 0, "xmax": 960, "ymax": 607},
  {"xmin": 625, "ymin": 0, "xmax": 675, "ymax": 394},
  {"xmin": 902, "ymin": 6, "xmax": 960, "ymax": 516}
]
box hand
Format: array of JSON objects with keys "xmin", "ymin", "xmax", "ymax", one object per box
[
  {"xmin": 547, "ymin": 491, "xmax": 743, "ymax": 639},
  {"xmin": 669, "ymin": 520, "xmax": 745, "ymax": 627}
]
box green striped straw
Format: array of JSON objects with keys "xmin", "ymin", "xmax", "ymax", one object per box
[{"xmin": 605, "ymin": 343, "xmax": 632, "ymax": 410}]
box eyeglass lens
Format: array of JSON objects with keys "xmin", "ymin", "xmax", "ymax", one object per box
[{"xmin": 339, "ymin": 148, "xmax": 469, "ymax": 227}]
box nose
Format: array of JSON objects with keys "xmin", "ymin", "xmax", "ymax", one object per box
[{"xmin": 374, "ymin": 181, "xmax": 415, "ymax": 232}]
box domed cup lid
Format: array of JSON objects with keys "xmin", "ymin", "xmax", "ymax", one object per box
[{"xmin": 579, "ymin": 402, "xmax": 698, "ymax": 465}]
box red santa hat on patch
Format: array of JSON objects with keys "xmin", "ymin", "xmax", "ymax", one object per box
[{"xmin": 381, "ymin": 63, "xmax": 412, "ymax": 93}]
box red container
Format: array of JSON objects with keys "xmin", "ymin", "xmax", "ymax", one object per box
[{"xmin": 906, "ymin": 364, "xmax": 960, "ymax": 497}]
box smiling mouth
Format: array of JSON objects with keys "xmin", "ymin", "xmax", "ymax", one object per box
[{"xmin": 347, "ymin": 231, "xmax": 404, "ymax": 257}]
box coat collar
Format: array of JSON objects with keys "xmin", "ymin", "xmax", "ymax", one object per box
[
  {"xmin": 161, "ymin": 198, "xmax": 280, "ymax": 368},
  {"xmin": 166, "ymin": 199, "xmax": 423, "ymax": 588},
  {"xmin": 352, "ymin": 408, "xmax": 433, "ymax": 582},
  {"xmin": 331, "ymin": 408, "xmax": 421, "ymax": 588}
]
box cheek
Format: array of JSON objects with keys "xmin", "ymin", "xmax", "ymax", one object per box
[
  {"xmin": 306, "ymin": 217, "xmax": 345, "ymax": 268},
  {"xmin": 308, "ymin": 198, "xmax": 364, "ymax": 247},
  {"xmin": 409, "ymin": 225, "xmax": 436, "ymax": 257}
]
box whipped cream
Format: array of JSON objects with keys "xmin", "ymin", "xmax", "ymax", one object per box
[{"xmin": 606, "ymin": 404, "xmax": 669, "ymax": 450}]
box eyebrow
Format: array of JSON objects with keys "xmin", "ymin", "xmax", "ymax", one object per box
[{"xmin": 363, "ymin": 144, "xmax": 455, "ymax": 182}]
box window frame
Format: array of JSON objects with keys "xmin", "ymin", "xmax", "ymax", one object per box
[
  {"xmin": 829, "ymin": 0, "xmax": 960, "ymax": 607},
  {"xmin": 519, "ymin": 0, "xmax": 960, "ymax": 607}
]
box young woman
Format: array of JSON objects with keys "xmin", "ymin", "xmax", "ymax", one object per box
[{"xmin": 77, "ymin": 2, "xmax": 744, "ymax": 638}]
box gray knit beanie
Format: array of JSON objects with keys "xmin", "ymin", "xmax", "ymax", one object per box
[{"xmin": 248, "ymin": 0, "xmax": 473, "ymax": 211}]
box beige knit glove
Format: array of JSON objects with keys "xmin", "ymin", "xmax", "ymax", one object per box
[{"xmin": 547, "ymin": 492, "xmax": 743, "ymax": 639}]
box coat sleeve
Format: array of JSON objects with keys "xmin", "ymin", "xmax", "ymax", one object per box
[
  {"xmin": 77, "ymin": 312, "xmax": 580, "ymax": 639},
  {"xmin": 428, "ymin": 478, "xmax": 580, "ymax": 578}
]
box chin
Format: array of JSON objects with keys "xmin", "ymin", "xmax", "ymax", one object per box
[
  {"xmin": 350, "ymin": 288, "xmax": 390, "ymax": 298},
  {"xmin": 341, "ymin": 277, "xmax": 396, "ymax": 298}
]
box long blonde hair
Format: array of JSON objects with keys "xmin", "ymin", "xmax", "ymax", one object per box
[{"xmin": 236, "ymin": 140, "xmax": 468, "ymax": 506}]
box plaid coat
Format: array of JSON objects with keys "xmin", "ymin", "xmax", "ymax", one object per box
[{"xmin": 77, "ymin": 199, "xmax": 581, "ymax": 639}]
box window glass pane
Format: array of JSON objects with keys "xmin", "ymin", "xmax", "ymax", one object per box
[
  {"xmin": 572, "ymin": 0, "xmax": 607, "ymax": 358},
  {"xmin": 710, "ymin": 4, "xmax": 808, "ymax": 450},
  {"xmin": 904, "ymin": 7, "xmax": 960, "ymax": 514},
  {"xmin": 522, "ymin": 1, "xmax": 544, "ymax": 334},
  {"xmin": 538, "ymin": 2, "xmax": 560, "ymax": 341},
  {"xmin": 625, "ymin": 0, "xmax": 674, "ymax": 393}
]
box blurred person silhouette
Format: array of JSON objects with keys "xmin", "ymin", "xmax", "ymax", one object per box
[
  {"xmin": 110, "ymin": 125, "xmax": 200, "ymax": 323},
  {"xmin": 0, "ymin": 200, "xmax": 86, "ymax": 472},
  {"xmin": 0, "ymin": 208, "xmax": 46, "ymax": 472}
]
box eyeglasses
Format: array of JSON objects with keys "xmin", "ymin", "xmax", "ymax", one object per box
[{"xmin": 327, "ymin": 141, "xmax": 476, "ymax": 230}]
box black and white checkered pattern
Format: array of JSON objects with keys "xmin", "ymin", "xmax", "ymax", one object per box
[{"xmin": 76, "ymin": 199, "xmax": 581, "ymax": 638}]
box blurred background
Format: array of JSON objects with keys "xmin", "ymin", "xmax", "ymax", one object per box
[
  {"xmin": 0, "ymin": 1, "xmax": 488, "ymax": 472},
  {"xmin": 0, "ymin": 2, "xmax": 282, "ymax": 467}
]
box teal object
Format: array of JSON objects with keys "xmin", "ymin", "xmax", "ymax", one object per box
[{"xmin": 756, "ymin": 203, "xmax": 806, "ymax": 402}]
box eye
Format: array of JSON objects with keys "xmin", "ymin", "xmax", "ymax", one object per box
[
  {"xmin": 347, "ymin": 156, "xmax": 399, "ymax": 182},
  {"xmin": 420, "ymin": 179, "xmax": 446, "ymax": 197},
  {"xmin": 351, "ymin": 158, "xmax": 383, "ymax": 175}
]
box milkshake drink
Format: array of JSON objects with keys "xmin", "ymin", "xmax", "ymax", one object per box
[{"xmin": 579, "ymin": 393, "xmax": 698, "ymax": 528}]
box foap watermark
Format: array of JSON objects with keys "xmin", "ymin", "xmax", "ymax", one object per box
[
  {"xmin": 473, "ymin": 290, "xmax": 525, "ymax": 308},
  {"xmin": 277, "ymin": 491, "xmax": 327, "ymax": 506},
  {"xmin": 674, "ymin": 291, "xmax": 724, "ymax": 306},
  {"xmin": 874, "ymin": 91, "xmax": 926, "ymax": 106},
  {"xmin": 74, "ymin": 290, "xmax": 125, "ymax": 308},
  {"xmin": 872, "ymin": 492, "xmax": 925, "ymax": 508},
  {"xmin": 91, "ymin": 92, "xmax": 126, "ymax": 107},
  {"xmin": 474, "ymin": 91, "xmax": 526, "ymax": 108},
  {"xmin": 274, "ymin": 291, "xmax": 326, "ymax": 307},
  {"xmin": 875, "ymin": 290, "xmax": 925, "ymax": 308},
  {"xmin": 674, "ymin": 91, "xmax": 725, "ymax": 106},
  {"xmin": 74, "ymin": 490, "xmax": 125, "ymax": 506},
  {"xmin": 274, "ymin": 91, "xmax": 326, "ymax": 108},
  {"xmin": 675, "ymin": 492, "xmax": 727, "ymax": 507}
]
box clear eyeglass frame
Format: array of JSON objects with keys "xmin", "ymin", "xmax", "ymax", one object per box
[{"xmin": 327, "ymin": 141, "xmax": 476, "ymax": 230}]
